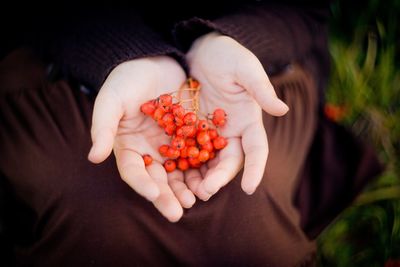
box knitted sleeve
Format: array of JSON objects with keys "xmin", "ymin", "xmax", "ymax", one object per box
[
  {"xmin": 53, "ymin": 8, "xmax": 185, "ymax": 91},
  {"xmin": 173, "ymin": 2, "xmax": 330, "ymax": 75}
]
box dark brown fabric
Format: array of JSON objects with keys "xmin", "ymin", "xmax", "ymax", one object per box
[{"xmin": 0, "ymin": 49, "xmax": 321, "ymax": 266}]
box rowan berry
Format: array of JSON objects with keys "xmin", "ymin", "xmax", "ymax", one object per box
[
  {"xmin": 171, "ymin": 104, "xmax": 185, "ymax": 118},
  {"xmin": 196, "ymin": 131, "xmax": 210, "ymax": 145},
  {"xmin": 153, "ymin": 107, "xmax": 165, "ymax": 121},
  {"xmin": 158, "ymin": 145, "xmax": 169, "ymax": 157},
  {"xmin": 171, "ymin": 137, "xmax": 185, "ymax": 150},
  {"xmin": 198, "ymin": 150, "xmax": 210, "ymax": 162},
  {"xmin": 208, "ymin": 129, "xmax": 218, "ymax": 140},
  {"xmin": 142, "ymin": 154, "xmax": 153, "ymax": 166},
  {"xmin": 161, "ymin": 113, "xmax": 174, "ymax": 124},
  {"xmin": 212, "ymin": 108, "xmax": 226, "ymax": 126},
  {"xmin": 164, "ymin": 160, "xmax": 176, "ymax": 172},
  {"xmin": 213, "ymin": 136, "xmax": 228, "ymax": 150},
  {"xmin": 201, "ymin": 141, "xmax": 214, "ymax": 152},
  {"xmin": 197, "ymin": 120, "xmax": 209, "ymax": 131},
  {"xmin": 183, "ymin": 112, "xmax": 197, "ymax": 125},
  {"xmin": 166, "ymin": 147, "xmax": 180, "ymax": 159},
  {"xmin": 180, "ymin": 147, "xmax": 188, "ymax": 158},
  {"xmin": 177, "ymin": 158, "xmax": 189, "ymax": 171},
  {"xmin": 188, "ymin": 157, "xmax": 201, "ymax": 168},
  {"xmin": 140, "ymin": 101, "xmax": 156, "ymax": 116},
  {"xmin": 164, "ymin": 123, "xmax": 176, "ymax": 136},
  {"xmin": 187, "ymin": 146, "xmax": 200, "ymax": 158},
  {"xmin": 181, "ymin": 125, "xmax": 197, "ymax": 137},
  {"xmin": 159, "ymin": 94, "xmax": 173, "ymax": 107},
  {"xmin": 185, "ymin": 138, "xmax": 196, "ymax": 147}
]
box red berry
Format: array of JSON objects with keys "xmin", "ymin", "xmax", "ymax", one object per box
[
  {"xmin": 142, "ymin": 154, "xmax": 153, "ymax": 166},
  {"xmin": 185, "ymin": 138, "xmax": 196, "ymax": 147},
  {"xmin": 188, "ymin": 157, "xmax": 201, "ymax": 168},
  {"xmin": 140, "ymin": 101, "xmax": 156, "ymax": 116},
  {"xmin": 213, "ymin": 136, "xmax": 228, "ymax": 150},
  {"xmin": 162, "ymin": 113, "xmax": 174, "ymax": 124},
  {"xmin": 181, "ymin": 125, "xmax": 197, "ymax": 137},
  {"xmin": 159, "ymin": 145, "xmax": 169, "ymax": 157},
  {"xmin": 180, "ymin": 147, "xmax": 188, "ymax": 158},
  {"xmin": 164, "ymin": 160, "xmax": 176, "ymax": 172},
  {"xmin": 164, "ymin": 123, "xmax": 176, "ymax": 136},
  {"xmin": 171, "ymin": 137, "xmax": 185, "ymax": 150},
  {"xmin": 153, "ymin": 107, "xmax": 165, "ymax": 121},
  {"xmin": 166, "ymin": 147, "xmax": 180, "ymax": 159},
  {"xmin": 187, "ymin": 146, "xmax": 200, "ymax": 158},
  {"xmin": 177, "ymin": 158, "xmax": 189, "ymax": 171},
  {"xmin": 196, "ymin": 131, "xmax": 210, "ymax": 145},
  {"xmin": 208, "ymin": 129, "xmax": 218, "ymax": 140},
  {"xmin": 198, "ymin": 150, "xmax": 210, "ymax": 162},
  {"xmin": 174, "ymin": 116, "xmax": 184, "ymax": 127},
  {"xmin": 183, "ymin": 112, "xmax": 197, "ymax": 125},
  {"xmin": 201, "ymin": 141, "xmax": 214, "ymax": 152},
  {"xmin": 159, "ymin": 94, "xmax": 173, "ymax": 107},
  {"xmin": 171, "ymin": 104, "xmax": 185, "ymax": 118},
  {"xmin": 212, "ymin": 108, "xmax": 227, "ymax": 127},
  {"xmin": 197, "ymin": 120, "xmax": 209, "ymax": 131},
  {"xmin": 209, "ymin": 151, "xmax": 216, "ymax": 160}
]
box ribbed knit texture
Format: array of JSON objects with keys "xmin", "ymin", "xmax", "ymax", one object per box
[{"xmin": 56, "ymin": 14, "xmax": 185, "ymax": 91}]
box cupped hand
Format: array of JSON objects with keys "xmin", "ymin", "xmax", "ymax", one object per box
[
  {"xmin": 185, "ymin": 32, "xmax": 289, "ymax": 200},
  {"xmin": 88, "ymin": 56, "xmax": 195, "ymax": 222}
]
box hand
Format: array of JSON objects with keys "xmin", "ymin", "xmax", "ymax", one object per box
[
  {"xmin": 185, "ymin": 32, "xmax": 289, "ymax": 200},
  {"xmin": 88, "ymin": 56, "xmax": 195, "ymax": 222}
]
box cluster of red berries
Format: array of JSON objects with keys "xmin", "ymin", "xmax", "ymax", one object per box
[{"xmin": 140, "ymin": 79, "xmax": 228, "ymax": 172}]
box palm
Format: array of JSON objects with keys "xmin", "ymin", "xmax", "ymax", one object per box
[
  {"xmin": 185, "ymin": 33, "xmax": 288, "ymax": 200},
  {"xmin": 89, "ymin": 56, "xmax": 195, "ymax": 222}
]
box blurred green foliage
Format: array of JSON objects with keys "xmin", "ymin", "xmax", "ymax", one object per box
[{"xmin": 317, "ymin": 0, "xmax": 400, "ymax": 266}]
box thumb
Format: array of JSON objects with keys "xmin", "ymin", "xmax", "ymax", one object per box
[
  {"xmin": 88, "ymin": 89, "xmax": 123, "ymax": 163},
  {"xmin": 235, "ymin": 56, "xmax": 289, "ymax": 116}
]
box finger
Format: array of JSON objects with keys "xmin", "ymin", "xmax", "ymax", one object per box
[
  {"xmin": 88, "ymin": 89, "xmax": 123, "ymax": 163},
  {"xmin": 115, "ymin": 149, "xmax": 160, "ymax": 201},
  {"xmin": 184, "ymin": 169, "xmax": 210, "ymax": 201},
  {"xmin": 240, "ymin": 122, "xmax": 269, "ymax": 195},
  {"xmin": 235, "ymin": 56, "xmax": 289, "ymax": 116},
  {"xmin": 167, "ymin": 170, "xmax": 196, "ymax": 208},
  {"xmin": 200, "ymin": 138, "xmax": 243, "ymax": 195},
  {"xmin": 147, "ymin": 163, "xmax": 183, "ymax": 222}
]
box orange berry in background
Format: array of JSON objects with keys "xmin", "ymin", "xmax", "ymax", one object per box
[
  {"xmin": 164, "ymin": 160, "xmax": 176, "ymax": 172},
  {"xmin": 142, "ymin": 154, "xmax": 153, "ymax": 166},
  {"xmin": 213, "ymin": 136, "xmax": 228, "ymax": 150},
  {"xmin": 177, "ymin": 158, "xmax": 189, "ymax": 171},
  {"xmin": 198, "ymin": 150, "xmax": 210, "ymax": 162}
]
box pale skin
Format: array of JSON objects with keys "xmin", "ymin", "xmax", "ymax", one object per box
[{"xmin": 88, "ymin": 32, "xmax": 289, "ymax": 222}]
